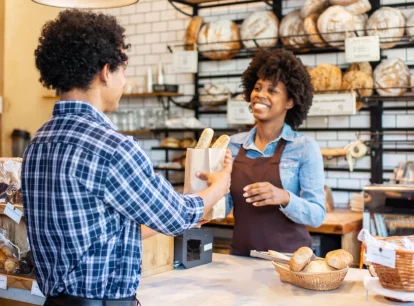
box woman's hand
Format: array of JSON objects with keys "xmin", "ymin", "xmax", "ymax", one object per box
[{"xmin": 243, "ymin": 182, "xmax": 290, "ymax": 207}]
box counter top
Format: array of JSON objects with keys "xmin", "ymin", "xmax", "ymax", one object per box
[
  {"xmin": 209, "ymin": 209, "xmax": 363, "ymax": 235},
  {"xmin": 137, "ymin": 253, "xmax": 411, "ymax": 306}
]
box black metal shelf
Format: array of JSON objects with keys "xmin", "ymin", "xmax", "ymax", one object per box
[
  {"xmin": 154, "ymin": 166, "xmax": 185, "ymax": 172},
  {"xmin": 331, "ymin": 187, "xmax": 363, "ymax": 193},
  {"xmin": 152, "ymin": 146, "xmax": 187, "ymax": 151},
  {"xmin": 324, "ymin": 167, "xmax": 394, "ymax": 173}
]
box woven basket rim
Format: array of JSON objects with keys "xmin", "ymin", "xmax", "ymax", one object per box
[
  {"xmin": 363, "ymin": 235, "xmax": 414, "ymax": 255},
  {"xmin": 272, "ymin": 260, "xmax": 348, "ymax": 275}
]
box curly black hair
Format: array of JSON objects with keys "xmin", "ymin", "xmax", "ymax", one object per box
[
  {"xmin": 241, "ymin": 49, "xmax": 313, "ymax": 130},
  {"xmin": 35, "ymin": 9, "xmax": 130, "ymax": 93}
]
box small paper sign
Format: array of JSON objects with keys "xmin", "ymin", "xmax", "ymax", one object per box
[
  {"xmin": 366, "ymin": 246, "xmax": 396, "ymax": 269},
  {"xmin": 204, "ymin": 243, "xmax": 212, "ymax": 252},
  {"xmin": 0, "ymin": 275, "xmax": 7, "ymax": 290},
  {"xmin": 227, "ymin": 100, "xmax": 255, "ymax": 124},
  {"xmin": 173, "ymin": 50, "xmax": 198, "ymax": 73},
  {"xmin": 31, "ymin": 281, "xmax": 45, "ymax": 297},
  {"xmin": 4, "ymin": 203, "xmax": 23, "ymax": 224},
  {"xmin": 308, "ymin": 93, "xmax": 356, "ymax": 116},
  {"xmin": 345, "ymin": 36, "xmax": 380, "ymax": 63}
]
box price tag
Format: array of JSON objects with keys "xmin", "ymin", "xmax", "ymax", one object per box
[
  {"xmin": 345, "ymin": 36, "xmax": 380, "ymax": 63},
  {"xmin": 227, "ymin": 100, "xmax": 255, "ymax": 125},
  {"xmin": 0, "ymin": 275, "xmax": 7, "ymax": 290},
  {"xmin": 308, "ymin": 93, "xmax": 356, "ymax": 117},
  {"xmin": 31, "ymin": 281, "xmax": 45, "ymax": 297},
  {"xmin": 204, "ymin": 243, "xmax": 212, "ymax": 252},
  {"xmin": 366, "ymin": 246, "xmax": 396, "ymax": 269},
  {"xmin": 173, "ymin": 50, "xmax": 198, "ymax": 73},
  {"xmin": 4, "ymin": 203, "xmax": 23, "ymax": 224}
]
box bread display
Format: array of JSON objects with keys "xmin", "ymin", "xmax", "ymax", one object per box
[
  {"xmin": 373, "ymin": 58, "xmax": 410, "ymax": 96},
  {"xmin": 195, "ymin": 128, "xmax": 214, "ymax": 149},
  {"xmin": 199, "ymin": 83, "xmax": 230, "ymax": 108},
  {"xmin": 179, "ymin": 138, "xmax": 197, "ymax": 148},
  {"xmin": 346, "ymin": 62, "xmax": 372, "ymax": 76},
  {"xmin": 197, "ymin": 20, "xmax": 241, "ymax": 60},
  {"xmin": 300, "ymin": 0, "xmax": 329, "ymax": 18},
  {"xmin": 185, "ymin": 16, "xmax": 203, "ymax": 50},
  {"xmin": 160, "ymin": 137, "xmax": 180, "ymax": 148},
  {"xmin": 325, "ymin": 249, "xmax": 353, "ymax": 269},
  {"xmin": 304, "ymin": 14, "xmax": 328, "ymax": 47},
  {"xmin": 317, "ymin": 6, "xmax": 355, "ymax": 48},
  {"xmin": 366, "ymin": 7, "xmax": 405, "ymax": 49},
  {"xmin": 302, "ymin": 260, "xmax": 336, "ymax": 273},
  {"xmin": 344, "ymin": 0, "xmax": 371, "ymax": 15},
  {"xmin": 308, "ymin": 64, "xmax": 342, "ymax": 91},
  {"xmin": 279, "ymin": 10, "xmax": 310, "ymax": 51},
  {"xmin": 289, "ymin": 247, "xmax": 313, "ymax": 272},
  {"xmin": 342, "ymin": 70, "xmax": 374, "ymax": 96},
  {"xmin": 407, "ymin": 11, "xmax": 414, "ymax": 40},
  {"xmin": 352, "ymin": 13, "xmax": 368, "ymax": 37},
  {"xmin": 329, "ymin": 0, "xmax": 358, "ymax": 5},
  {"xmin": 240, "ymin": 11, "xmax": 279, "ymax": 49}
]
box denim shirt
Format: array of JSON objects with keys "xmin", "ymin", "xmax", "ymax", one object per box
[{"xmin": 226, "ymin": 123, "xmax": 326, "ymax": 228}]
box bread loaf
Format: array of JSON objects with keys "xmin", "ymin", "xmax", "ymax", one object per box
[
  {"xmin": 309, "ymin": 64, "xmax": 342, "ymax": 92},
  {"xmin": 373, "ymin": 58, "xmax": 410, "ymax": 96},
  {"xmin": 303, "ymin": 260, "xmax": 336, "ymax": 273},
  {"xmin": 197, "ymin": 20, "xmax": 241, "ymax": 60},
  {"xmin": 342, "ymin": 71, "xmax": 374, "ymax": 96},
  {"xmin": 329, "ymin": 0, "xmax": 358, "ymax": 5},
  {"xmin": 289, "ymin": 247, "xmax": 314, "ymax": 272},
  {"xmin": 304, "ymin": 14, "xmax": 328, "ymax": 47},
  {"xmin": 0, "ymin": 251, "xmax": 7, "ymax": 269},
  {"xmin": 344, "ymin": 0, "xmax": 371, "ymax": 15},
  {"xmin": 317, "ymin": 6, "xmax": 355, "ymax": 48},
  {"xmin": 352, "ymin": 13, "xmax": 368, "ymax": 37},
  {"xmin": 407, "ymin": 12, "xmax": 414, "ymax": 40},
  {"xmin": 300, "ymin": 0, "xmax": 329, "ymax": 18},
  {"xmin": 279, "ymin": 10, "xmax": 310, "ymax": 50},
  {"xmin": 325, "ymin": 249, "xmax": 353, "ymax": 269},
  {"xmin": 179, "ymin": 138, "xmax": 197, "ymax": 148},
  {"xmin": 240, "ymin": 11, "xmax": 279, "ymax": 49},
  {"xmin": 366, "ymin": 7, "xmax": 405, "ymax": 49},
  {"xmin": 411, "ymin": 74, "xmax": 414, "ymax": 92},
  {"xmin": 346, "ymin": 62, "xmax": 372, "ymax": 76},
  {"xmin": 195, "ymin": 128, "xmax": 214, "ymax": 149},
  {"xmin": 161, "ymin": 137, "xmax": 180, "ymax": 148},
  {"xmin": 185, "ymin": 16, "xmax": 203, "ymax": 50},
  {"xmin": 211, "ymin": 135, "xmax": 230, "ymax": 149}
]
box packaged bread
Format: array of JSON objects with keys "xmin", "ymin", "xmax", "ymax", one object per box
[
  {"xmin": 346, "ymin": 62, "xmax": 372, "ymax": 76},
  {"xmin": 197, "ymin": 20, "xmax": 241, "ymax": 61},
  {"xmin": 407, "ymin": 12, "xmax": 414, "ymax": 40},
  {"xmin": 303, "ymin": 260, "xmax": 336, "ymax": 273},
  {"xmin": 4, "ymin": 258, "xmax": 20, "ymax": 274},
  {"xmin": 329, "ymin": 0, "xmax": 358, "ymax": 5},
  {"xmin": 309, "ymin": 64, "xmax": 342, "ymax": 92},
  {"xmin": 185, "ymin": 16, "xmax": 203, "ymax": 50},
  {"xmin": 289, "ymin": 246, "xmax": 314, "ymax": 272},
  {"xmin": 211, "ymin": 135, "xmax": 230, "ymax": 149},
  {"xmin": 160, "ymin": 137, "xmax": 180, "ymax": 148},
  {"xmin": 366, "ymin": 7, "xmax": 405, "ymax": 49},
  {"xmin": 195, "ymin": 128, "xmax": 214, "ymax": 149},
  {"xmin": 279, "ymin": 10, "xmax": 310, "ymax": 51},
  {"xmin": 325, "ymin": 249, "xmax": 353, "ymax": 269},
  {"xmin": 0, "ymin": 250, "xmax": 7, "ymax": 269},
  {"xmin": 373, "ymin": 58, "xmax": 410, "ymax": 96},
  {"xmin": 317, "ymin": 6, "xmax": 355, "ymax": 48},
  {"xmin": 342, "ymin": 71, "xmax": 374, "ymax": 96},
  {"xmin": 300, "ymin": 0, "xmax": 329, "ymax": 18},
  {"xmin": 304, "ymin": 14, "xmax": 328, "ymax": 48},
  {"xmin": 240, "ymin": 11, "xmax": 279, "ymax": 49}
]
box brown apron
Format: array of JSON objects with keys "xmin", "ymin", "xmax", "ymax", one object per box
[{"xmin": 230, "ymin": 138, "xmax": 312, "ymax": 256}]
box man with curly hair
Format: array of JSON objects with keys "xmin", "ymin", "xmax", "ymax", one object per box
[
  {"xmin": 226, "ymin": 49, "xmax": 326, "ymax": 256},
  {"xmin": 22, "ymin": 9, "xmax": 231, "ymax": 305}
]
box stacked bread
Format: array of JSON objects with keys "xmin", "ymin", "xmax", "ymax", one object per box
[
  {"xmin": 308, "ymin": 63, "xmax": 342, "ymax": 92},
  {"xmin": 240, "ymin": 11, "xmax": 279, "ymax": 48},
  {"xmin": 342, "ymin": 62, "xmax": 374, "ymax": 96}
]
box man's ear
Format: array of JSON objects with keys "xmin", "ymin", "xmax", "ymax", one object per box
[
  {"xmin": 286, "ymin": 98, "xmax": 294, "ymax": 110},
  {"xmin": 99, "ymin": 64, "xmax": 111, "ymax": 86}
]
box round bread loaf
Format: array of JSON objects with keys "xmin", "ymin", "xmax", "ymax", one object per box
[
  {"xmin": 161, "ymin": 137, "xmax": 180, "ymax": 148},
  {"xmin": 329, "ymin": 0, "xmax": 358, "ymax": 5},
  {"xmin": 346, "ymin": 62, "xmax": 372, "ymax": 76},
  {"xmin": 179, "ymin": 138, "xmax": 196, "ymax": 148},
  {"xmin": 406, "ymin": 11, "xmax": 414, "ymax": 40},
  {"xmin": 279, "ymin": 10, "xmax": 310, "ymax": 50},
  {"xmin": 317, "ymin": 6, "xmax": 355, "ymax": 48},
  {"xmin": 185, "ymin": 16, "xmax": 203, "ymax": 50},
  {"xmin": 289, "ymin": 247, "xmax": 314, "ymax": 272},
  {"xmin": 240, "ymin": 11, "xmax": 279, "ymax": 49},
  {"xmin": 373, "ymin": 58, "xmax": 410, "ymax": 96},
  {"xmin": 411, "ymin": 74, "xmax": 414, "ymax": 92},
  {"xmin": 351, "ymin": 13, "xmax": 368, "ymax": 37},
  {"xmin": 309, "ymin": 64, "xmax": 342, "ymax": 92},
  {"xmin": 197, "ymin": 20, "xmax": 241, "ymax": 60},
  {"xmin": 344, "ymin": 0, "xmax": 371, "ymax": 15},
  {"xmin": 366, "ymin": 7, "xmax": 405, "ymax": 49},
  {"xmin": 325, "ymin": 249, "xmax": 353, "ymax": 269},
  {"xmin": 304, "ymin": 14, "xmax": 328, "ymax": 47},
  {"xmin": 342, "ymin": 71, "xmax": 374, "ymax": 96},
  {"xmin": 303, "ymin": 260, "xmax": 336, "ymax": 273},
  {"xmin": 300, "ymin": 0, "xmax": 329, "ymax": 18}
]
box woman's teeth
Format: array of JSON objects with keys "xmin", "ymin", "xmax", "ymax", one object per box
[{"xmin": 254, "ymin": 103, "xmax": 268, "ymax": 110}]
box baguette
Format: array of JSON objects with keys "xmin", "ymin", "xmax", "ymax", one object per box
[
  {"xmin": 195, "ymin": 128, "xmax": 214, "ymax": 149},
  {"xmin": 211, "ymin": 135, "xmax": 230, "ymax": 149}
]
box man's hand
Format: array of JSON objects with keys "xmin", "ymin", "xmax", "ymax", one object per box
[{"xmin": 243, "ymin": 182, "xmax": 290, "ymax": 207}]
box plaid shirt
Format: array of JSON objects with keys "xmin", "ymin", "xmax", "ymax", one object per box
[{"xmin": 21, "ymin": 101, "xmax": 204, "ymax": 299}]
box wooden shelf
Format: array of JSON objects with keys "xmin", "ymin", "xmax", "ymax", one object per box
[
  {"xmin": 0, "ymin": 204, "xmax": 23, "ymax": 215},
  {"xmin": 0, "ymin": 273, "xmax": 36, "ymax": 290}
]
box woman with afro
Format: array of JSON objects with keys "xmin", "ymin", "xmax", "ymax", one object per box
[{"xmin": 226, "ymin": 49, "xmax": 326, "ymax": 256}]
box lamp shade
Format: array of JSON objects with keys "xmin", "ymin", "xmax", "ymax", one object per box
[{"xmin": 32, "ymin": 0, "xmax": 139, "ymax": 9}]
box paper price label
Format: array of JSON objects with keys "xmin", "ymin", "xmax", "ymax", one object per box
[
  {"xmin": 227, "ymin": 100, "xmax": 255, "ymax": 125},
  {"xmin": 31, "ymin": 281, "xmax": 45, "ymax": 297},
  {"xmin": 204, "ymin": 243, "xmax": 212, "ymax": 252},
  {"xmin": 345, "ymin": 36, "xmax": 380, "ymax": 63},
  {"xmin": 173, "ymin": 51, "xmax": 198, "ymax": 73},
  {"xmin": 308, "ymin": 93, "xmax": 356, "ymax": 117},
  {"xmin": 0, "ymin": 275, "xmax": 7, "ymax": 290},
  {"xmin": 366, "ymin": 246, "xmax": 396, "ymax": 269},
  {"xmin": 4, "ymin": 203, "xmax": 23, "ymax": 224}
]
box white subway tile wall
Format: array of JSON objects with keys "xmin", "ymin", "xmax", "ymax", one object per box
[{"xmin": 99, "ymin": 0, "xmax": 414, "ymax": 206}]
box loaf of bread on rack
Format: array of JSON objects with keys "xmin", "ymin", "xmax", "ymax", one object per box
[
  {"xmin": 342, "ymin": 71, "xmax": 373, "ymax": 96},
  {"xmin": 300, "ymin": 0, "xmax": 329, "ymax": 18},
  {"xmin": 346, "ymin": 62, "xmax": 372, "ymax": 76},
  {"xmin": 366, "ymin": 7, "xmax": 406, "ymax": 49},
  {"xmin": 309, "ymin": 64, "xmax": 342, "ymax": 92},
  {"xmin": 373, "ymin": 58, "xmax": 410, "ymax": 96},
  {"xmin": 160, "ymin": 137, "xmax": 180, "ymax": 148},
  {"xmin": 351, "ymin": 13, "xmax": 368, "ymax": 37},
  {"xmin": 325, "ymin": 249, "xmax": 353, "ymax": 269},
  {"xmin": 279, "ymin": 10, "xmax": 310, "ymax": 51},
  {"xmin": 329, "ymin": 0, "xmax": 358, "ymax": 5},
  {"xmin": 185, "ymin": 16, "xmax": 203, "ymax": 50},
  {"xmin": 303, "ymin": 260, "xmax": 336, "ymax": 273},
  {"xmin": 317, "ymin": 6, "xmax": 355, "ymax": 48},
  {"xmin": 407, "ymin": 12, "xmax": 414, "ymax": 40},
  {"xmin": 344, "ymin": 0, "xmax": 371, "ymax": 15},
  {"xmin": 197, "ymin": 20, "xmax": 241, "ymax": 60},
  {"xmin": 411, "ymin": 74, "xmax": 414, "ymax": 92},
  {"xmin": 304, "ymin": 14, "xmax": 328, "ymax": 47},
  {"xmin": 289, "ymin": 247, "xmax": 314, "ymax": 272},
  {"xmin": 240, "ymin": 11, "xmax": 279, "ymax": 49}
]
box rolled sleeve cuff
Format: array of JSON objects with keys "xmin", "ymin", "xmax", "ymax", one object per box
[
  {"xmin": 279, "ymin": 191, "xmax": 298, "ymax": 218},
  {"xmin": 184, "ymin": 194, "xmax": 204, "ymax": 226}
]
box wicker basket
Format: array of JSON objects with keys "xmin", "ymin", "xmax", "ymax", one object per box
[
  {"xmin": 272, "ymin": 259, "xmax": 349, "ymax": 291},
  {"xmin": 370, "ymin": 236, "xmax": 414, "ymax": 292}
]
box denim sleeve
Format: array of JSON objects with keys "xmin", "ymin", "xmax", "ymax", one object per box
[{"xmin": 280, "ymin": 137, "xmax": 326, "ymax": 228}]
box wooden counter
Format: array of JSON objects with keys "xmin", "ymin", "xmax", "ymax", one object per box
[{"xmin": 137, "ymin": 253, "xmax": 409, "ymax": 306}]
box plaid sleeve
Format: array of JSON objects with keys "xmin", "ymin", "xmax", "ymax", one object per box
[{"xmin": 104, "ymin": 137, "xmax": 204, "ymax": 235}]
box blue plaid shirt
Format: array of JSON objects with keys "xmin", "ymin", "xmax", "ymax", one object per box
[{"xmin": 21, "ymin": 101, "xmax": 204, "ymax": 299}]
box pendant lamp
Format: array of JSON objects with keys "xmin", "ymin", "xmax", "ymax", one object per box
[{"xmin": 32, "ymin": 0, "xmax": 139, "ymax": 9}]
